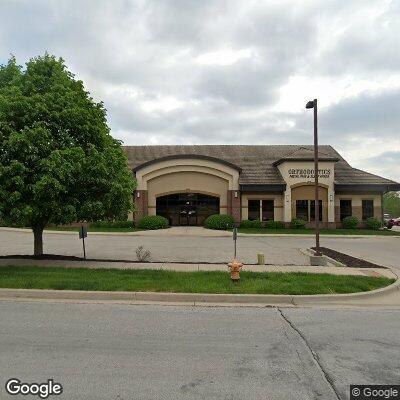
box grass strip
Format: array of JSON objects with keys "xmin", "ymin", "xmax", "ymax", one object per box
[
  {"xmin": 236, "ymin": 228, "xmax": 400, "ymax": 236},
  {"xmin": 45, "ymin": 227, "xmax": 138, "ymax": 232},
  {"xmin": 0, "ymin": 266, "xmax": 394, "ymax": 295}
]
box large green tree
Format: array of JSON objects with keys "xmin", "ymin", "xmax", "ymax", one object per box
[
  {"xmin": 0, "ymin": 54, "xmax": 136, "ymax": 255},
  {"xmin": 383, "ymin": 191, "xmax": 400, "ymax": 217}
]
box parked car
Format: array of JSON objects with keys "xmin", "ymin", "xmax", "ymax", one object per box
[
  {"xmin": 383, "ymin": 213, "xmax": 392, "ymax": 224},
  {"xmin": 387, "ymin": 217, "xmax": 400, "ymax": 229}
]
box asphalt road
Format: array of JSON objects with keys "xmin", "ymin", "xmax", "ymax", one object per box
[
  {"xmin": 0, "ymin": 301, "xmax": 399, "ymax": 400},
  {"xmin": 0, "ymin": 230, "xmax": 398, "ymax": 270}
]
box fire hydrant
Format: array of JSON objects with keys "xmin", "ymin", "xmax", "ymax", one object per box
[{"xmin": 228, "ymin": 259, "xmax": 243, "ymax": 283}]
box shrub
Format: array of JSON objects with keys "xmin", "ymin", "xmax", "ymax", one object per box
[
  {"xmin": 366, "ymin": 217, "xmax": 381, "ymax": 230},
  {"xmin": 265, "ymin": 220, "xmax": 284, "ymax": 229},
  {"xmin": 342, "ymin": 216, "xmax": 359, "ymax": 229},
  {"xmin": 291, "ymin": 218, "xmax": 306, "ymax": 229},
  {"xmin": 90, "ymin": 220, "xmax": 134, "ymax": 229},
  {"xmin": 240, "ymin": 219, "xmax": 262, "ymax": 229},
  {"xmin": 137, "ymin": 215, "xmax": 169, "ymax": 230},
  {"xmin": 204, "ymin": 214, "xmax": 235, "ymax": 230}
]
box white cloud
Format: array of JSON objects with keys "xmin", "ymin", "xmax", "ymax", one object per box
[
  {"xmin": 0, "ymin": 0, "xmax": 399, "ymax": 181},
  {"xmin": 194, "ymin": 48, "xmax": 254, "ymax": 66}
]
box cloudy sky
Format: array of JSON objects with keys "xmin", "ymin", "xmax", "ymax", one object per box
[{"xmin": 1, "ymin": 0, "xmax": 399, "ymax": 181}]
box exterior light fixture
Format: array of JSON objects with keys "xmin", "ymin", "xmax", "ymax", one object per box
[
  {"xmin": 137, "ymin": 192, "xmax": 140, "ymax": 198},
  {"xmin": 234, "ymin": 191, "xmax": 238, "ymax": 198},
  {"xmin": 305, "ymin": 100, "xmax": 315, "ymax": 109}
]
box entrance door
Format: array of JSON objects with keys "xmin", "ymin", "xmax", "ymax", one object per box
[
  {"xmin": 179, "ymin": 205, "xmax": 197, "ymax": 226},
  {"xmin": 156, "ymin": 193, "xmax": 219, "ymax": 226}
]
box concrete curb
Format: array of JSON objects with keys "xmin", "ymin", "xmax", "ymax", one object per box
[
  {"xmin": 301, "ymin": 247, "xmax": 347, "ymax": 268},
  {"xmin": 0, "ymin": 274, "xmax": 397, "ymax": 305}
]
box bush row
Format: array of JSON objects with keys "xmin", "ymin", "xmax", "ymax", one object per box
[
  {"xmin": 239, "ymin": 220, "xmax": 284, "ymax": 229},
  {"xmin": 204, "ymin": 214, "xmax": 235, "ymax": 230},
  {"xmin": 86, "ymin": 215, "xmax": 382, "ymax": 231},
  {"xmin": 90, "ymin": 220, "xmax": 134, "ymax": 229},
  {"xmin": 342, "ymin": 216, "xmax": 381, "ymax": 230},
  {"xmin": 201, "ymin": 215, "xmax": 382, "ymax": 231},
  {"xmin": 57, "ymin": 217, "xmax": 171, "ymax": 231},
  {"xmin": 136, "ymin": 215, "xmax": 169, "ymax": 230},
  {"xmin": 236, "ymin": 216, "xmax": 382, "ymax": 230}
]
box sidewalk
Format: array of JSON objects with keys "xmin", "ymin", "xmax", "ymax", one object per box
[
  {"xmin": 1, "ymin": 226, "xmax": 398, "ymax": 238},
  {"xmin": 0, "ymin": 258, "xmax": 396, "ymax": 279}
]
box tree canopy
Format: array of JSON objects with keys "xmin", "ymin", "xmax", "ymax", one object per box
[
  {"xmin": 0, "ymin": 54, "xmax": 136, "ymax": 255},
  {"xmin": 383, "ymin": 191, "xmax": 400, "ymax": 218}
]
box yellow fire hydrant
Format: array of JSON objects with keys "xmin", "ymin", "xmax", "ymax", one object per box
[{"xmin": 228, "ymin": 259, "xmax": 243, "ymax": 283}]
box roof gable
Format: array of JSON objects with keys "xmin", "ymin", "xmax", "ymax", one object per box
[{"xmin": 123, "ymin": 145, "xmax": 399, "ymax": 186}]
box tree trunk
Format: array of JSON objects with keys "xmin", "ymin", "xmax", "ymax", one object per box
[{"xmin": 33, "ymin": 226, "xmax": 44, "ymax": 256}]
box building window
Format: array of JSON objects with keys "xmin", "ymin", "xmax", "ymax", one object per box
[
  {"xmin": 310, "ymin": 200, "xmax": 323, "ymax": 221},
  {"xmin": 262, "ymin": 200, "xmax": 274, "ymax": 221},
  {"xmin": 296, "ymin": 200, "xmax": 322, "ymax": 222},
  {"xmin": 362, "ymin": 200, "xmax": 374, "ymax": 220},
  {"xmin": 248, "ymin": 200, "xmax": 260, "ymax": 221},
  {"xmin": 340, "ymin": 200, "xmax": 352, "ymax": 221},
  {"xmin": 296, "ymin": 200, "xmax": 309, "ymax": 221}
]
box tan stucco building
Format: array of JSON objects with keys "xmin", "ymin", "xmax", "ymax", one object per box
[{"xmin": 125, "ymin": 145, "xmax": 400, "ymax": 228}]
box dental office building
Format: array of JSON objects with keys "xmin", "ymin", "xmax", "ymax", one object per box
[{"xmin": 125, "ymin": 145, "xmax": 400, "ymax": 228}]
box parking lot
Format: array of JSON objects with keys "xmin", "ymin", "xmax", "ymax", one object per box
[{"xmin": 1, "ymin": 229, "xmax": 398, "ymax": 270}]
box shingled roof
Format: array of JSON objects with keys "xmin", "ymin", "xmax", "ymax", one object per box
[{"xmin": 124, "ymin": 145, "xmax": 399, "ymax": 187}]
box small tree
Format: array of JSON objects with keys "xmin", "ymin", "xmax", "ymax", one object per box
[
  {"xmin": 383, "ymin": 191, "xmax": 400, "ymax": 217},
  {"xmin": 0, "ymin": 54, "xmax": 136, "ymax": 255}
]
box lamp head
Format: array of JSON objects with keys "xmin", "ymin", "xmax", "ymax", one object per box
[{"xmin": 305, "ymin": 100, "xmax": 315, "ymax": 109}]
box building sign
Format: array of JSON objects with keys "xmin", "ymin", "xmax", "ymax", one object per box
[{"xmin": 288, "ymin": 168, "xmax": 331, "ymax": 179}]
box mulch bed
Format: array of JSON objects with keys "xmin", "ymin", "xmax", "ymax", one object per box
[
  {"xmin": 0, "ymin": 254, "xmax": 85, "ymax": 261},
  {"xmin": 312, "ymin": 247, "xmax": 386, "ymax": 269}
]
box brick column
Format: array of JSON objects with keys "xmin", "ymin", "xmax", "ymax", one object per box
[
  {"xmin": 227, "ymin": 190, "xmax": 241, "ymax": 225},
  {"xmin": 352, "ymin": 206, "xmax": 363, "ymax": 221},
  {"xmin": 283, "ymin": 188, "xmax": 291, "ymax": 223},
  {"xmin": 134, "ymin": 190, "xmax": 148, "ymax": 223},
  {"xmin": 334, "ymin": 205, "xmax": 341, "ymax": 228}
]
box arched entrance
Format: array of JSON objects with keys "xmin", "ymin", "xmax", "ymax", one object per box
[
  {"xmin": 291, "ymin": 184, "xmax": 328, "ymax": 224},
  {"xmin": 156, "ymin": 193, "xmax": 220, "ymax": 226}
]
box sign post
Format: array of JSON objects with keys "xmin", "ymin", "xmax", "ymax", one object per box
[
  {"xmin": 233, "ymin": 226, "xmax": 237, "ymax": 259},
  {"xmin": 79, "ymin": 225, "xmax": 88, "ymax": 260}
]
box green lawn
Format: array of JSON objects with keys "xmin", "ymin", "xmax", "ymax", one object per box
[
  {"xmin": 236, "ymin": 228, "xmax": 400, "ymax": 236},
  {"xmin": 45, "ymin": 226, "xmax": 138, "ymax": 233},
  {"xmin": 0, "ymin": 266, "xmax": 393, "ymax": 295}
]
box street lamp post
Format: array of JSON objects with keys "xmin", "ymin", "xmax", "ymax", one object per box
[{"xmin": 306, "ymin": 99, "xmax": 321, "ymax": 257}]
